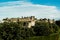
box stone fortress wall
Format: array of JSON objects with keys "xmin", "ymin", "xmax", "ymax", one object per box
[{"xmin": 3, "ymin": 16, "xmax": 55, "ymax": 28}]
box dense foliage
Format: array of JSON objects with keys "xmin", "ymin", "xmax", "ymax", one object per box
[
  {"xmin": 0, "ymin": 22, "xmax": 20, "ymax": 40},
  {"xmin": 0, "ymin": 21, "xmax": 59, "ymax": 40},
  {"xmin": 56, "ymin": 20, "xmax": 60, "ymax": 27},
  {"xmin": 33, "ymin": 21, "xmax": 59, "ymax": 36}
]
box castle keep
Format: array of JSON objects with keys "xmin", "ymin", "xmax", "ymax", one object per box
[{"xmin": 3, "ymin": 16, "xmax": 54, "ymax": 28}]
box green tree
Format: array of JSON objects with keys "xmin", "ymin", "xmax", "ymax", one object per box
[
  {"xmin": 33, "ymin": 22, "xmax": 51, "ymax": 36},
  {"xmin": 0, "ymin": 22, "xmax": 20, "ymax": 40}
]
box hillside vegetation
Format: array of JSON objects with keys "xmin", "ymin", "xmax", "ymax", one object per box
[{"xmin": 0, "ymin": 21, "xmax": 59, "ymax": 40}]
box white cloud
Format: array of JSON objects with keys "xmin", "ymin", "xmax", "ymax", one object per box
[{"xmin": 0, "ymin": 1, "xmax": 60, "ymax": 20}]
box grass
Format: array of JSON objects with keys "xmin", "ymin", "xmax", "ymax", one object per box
[{"xmin": 26, "ymin": 33, "xmax": 59, "ymax": 40}]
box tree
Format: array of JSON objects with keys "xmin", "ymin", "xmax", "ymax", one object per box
[
  {"xmin": 0, "ymin": 22, "xmax": 20, "ymax": 40},
  {"xmin": 33, "ymin": 22, "xmax": 51, "ymax": 36},
  {"xmin": 56, "ymin": 20, "xmax": 60, "ymax": 27}
]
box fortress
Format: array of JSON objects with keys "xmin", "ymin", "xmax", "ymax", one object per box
[{"xmin": 3, "ymin": 16, "xmax": 55, "ymax": 28}]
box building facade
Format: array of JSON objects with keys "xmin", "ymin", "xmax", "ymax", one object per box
[
  {"xmin": 3, "ymin": 16, "xmax": 36, "ymax": 28},
  {"xmin": 3, "ymin": 16, "xmax": 55, "ymax": 28}
]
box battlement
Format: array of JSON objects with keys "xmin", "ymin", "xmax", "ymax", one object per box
[
  {"xmin": 3, "ymin": 16, "xmax": 55, "ymax": 28},
  {"xmin": 3, "ymin": 16, "xmax": 36, "ymax": 22}
]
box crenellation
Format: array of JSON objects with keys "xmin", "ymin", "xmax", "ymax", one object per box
[{"xmin": 3, "ymin": 16, "xmax": 55, "ymax": 28}]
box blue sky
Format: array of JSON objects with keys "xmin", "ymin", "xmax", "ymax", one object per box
[
  {"xmin": 0, "ymin": 0, "xmax": 18, "ymax": 2},
  {"xmin": 0, "ymin": 0, "xmax": 60, "ymax": 20},
  {"xmin": 30, "ymin": 0, "xmax": 60, "ymax": 6},
  {"xmin": 0, "ymin": 0, "xmax": 60, "ymax": 7}
]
